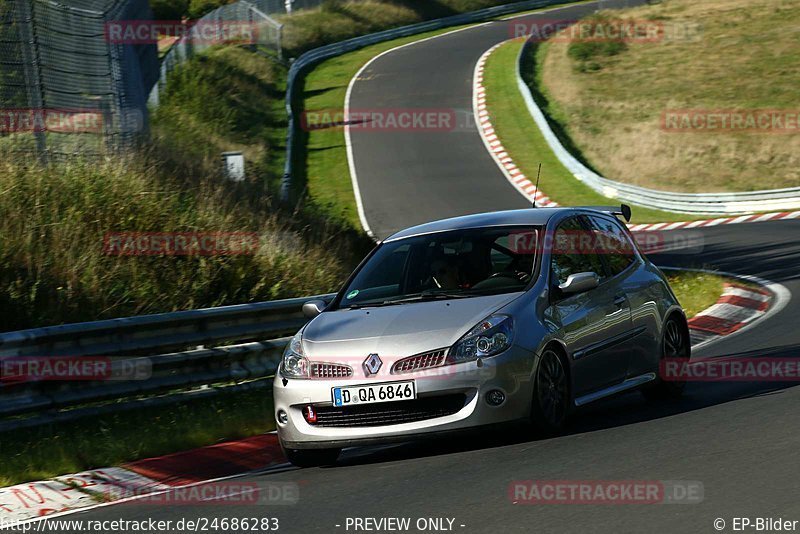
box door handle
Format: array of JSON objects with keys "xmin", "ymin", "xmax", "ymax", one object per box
[{"xmin": 613, "ymin": 295, "xmax": 627, "ymax": 307}]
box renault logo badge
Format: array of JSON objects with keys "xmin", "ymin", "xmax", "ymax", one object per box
[{"xmin": 364, "ymin": 353, "xmax": 382, "ymax": 375}]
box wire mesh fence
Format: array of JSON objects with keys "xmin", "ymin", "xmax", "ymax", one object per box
[{"xmin": 0, "ymin": 0, "xmax": 158, "ymax": 160}]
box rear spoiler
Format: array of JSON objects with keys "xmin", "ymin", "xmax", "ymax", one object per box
[{"xmin": 577, "ymin": 204, "xmax": 632, "ymax": 223}]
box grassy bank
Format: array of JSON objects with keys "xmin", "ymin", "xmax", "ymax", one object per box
[
  {"xmin": 0, "ymin": 146, "xmax": 366, "ymax": 330},
  {"xmin": 0, "ymin": 386, "xmax": 274, "ymax": 487},
  {"xmin": 483, "ymin": 38, "xmax": 688, "ymax": 223},
  {"xmin": 535, "ymin": 0, "xmax": 800, "ymax": 193},
  {"xmin": 279, "ymin": 0, "xmax": 528, "ymax": 56}
]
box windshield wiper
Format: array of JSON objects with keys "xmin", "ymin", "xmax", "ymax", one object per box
[
  {"xmin": 380, "ymin": 291, "xmax": 473, "ymax": 305},
  {"xmin": 343, "ymin": 291, "xmax": 472, "ymax": 309}
]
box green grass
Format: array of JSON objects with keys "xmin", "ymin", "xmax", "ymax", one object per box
[
  {"xmin": 666, "ymin": 270, "xmax": 726, "ymax": 319},
  {"xmin": 535, "ymin": 0, "xmax": 800, "ymax": 193},
  {"xmin": 151, "ymin": 46, "xmax": 289, "ymax": 194},
  {"xmin": 0, "ymin": 387, "xmax": 275, "ymax": 487},
  {"xmin": 483, "ymin": 39, "xmax": 691, "ymax": 224},
  {"xmin": 0, "ymin": 148, "xmax": 366, "ymax": 330}
]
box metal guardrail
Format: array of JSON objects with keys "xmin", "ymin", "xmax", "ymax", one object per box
[
  {"xmin": 0, "ymin": 293, "xmax": 335, "ymax": 432},
  {"xmin": 514, "ymin": 40, "xmax": 800, "ymax": 215},
  {"xmin": 280, "ymin": 0, "xmax": 575, "ymax": 201}
]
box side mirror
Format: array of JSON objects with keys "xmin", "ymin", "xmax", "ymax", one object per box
[
  {"xmin": 302, "ymin": 299, "xmax": 327, "ymax": 319},
  {"xmin": 558, "ymin": 272, "xmax": 600, "ymax": 295}
]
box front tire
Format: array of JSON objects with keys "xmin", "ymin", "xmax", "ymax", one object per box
[
  {"xmin": 281, "ymin": 443, "xmax": 340, "ymax": 468},
  {"xmin": 642, "ymin": 316, "xmax": 690, "ymax": 401},
  {"xmin": 530, "ymin": 348, "xmax": 570, "ymax": 435}
]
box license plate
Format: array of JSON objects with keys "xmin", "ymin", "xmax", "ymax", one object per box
[{"xmin": 332, "ymin": 381, "xmax": 416, "ymax": 407}]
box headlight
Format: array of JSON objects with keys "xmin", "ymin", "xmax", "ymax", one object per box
[
  {"xmin": 281, "ymin": 331, "xmax": 309, "ymax": 378},
  {"xmin": 447, "ymin": 314, "xmax": 513, "ymax": 364}
]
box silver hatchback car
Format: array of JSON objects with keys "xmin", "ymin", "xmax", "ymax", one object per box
[{"xmin": 273, "ymin": 206, "xmax": 690, "ymax": 466}]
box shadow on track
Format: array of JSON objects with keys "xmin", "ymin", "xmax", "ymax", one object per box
[{"xmin": 651, "ymin": 223, "xmax": 800, "ymax": 283}]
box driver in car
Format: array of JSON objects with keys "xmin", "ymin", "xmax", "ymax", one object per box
[{"xmin": 429, "ymin": 258, "xmax": 463, "ymax": 289}]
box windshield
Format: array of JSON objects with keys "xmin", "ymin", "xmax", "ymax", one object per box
[{"xmin": 337, "ymin": 226, "xmax": 540, "ymax": 309}]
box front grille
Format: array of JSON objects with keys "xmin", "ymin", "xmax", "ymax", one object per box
[
  {"xmin": 309, "ymin": 394, "xmax": 466, "ymax": 427},
  {"xmin": 310, "ymin": 362, "xmax": 353, "ymax": 379},
  {"xmin": 391, "ymin": 349, "xmax": 447, "ymax": 374}
]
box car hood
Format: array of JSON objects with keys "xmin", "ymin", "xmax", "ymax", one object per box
[{"xmin": 302, "ymin": 292, "xmax": 522, "ymax": 364}]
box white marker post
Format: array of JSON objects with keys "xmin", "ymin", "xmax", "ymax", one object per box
[{"xmin": 222, "ymin": 151, "xmax": 245, "ymax": 181}]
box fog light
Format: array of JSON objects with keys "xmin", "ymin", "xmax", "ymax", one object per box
[
  {"xmin": 277, "ymin": 410, "xmax": 288, "ymax": 424},
  {"xmin": 485, "ymin": 389, "xmax": 505, "ymax": 406}
]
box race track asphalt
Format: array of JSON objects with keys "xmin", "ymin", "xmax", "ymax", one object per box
[{"xmin": 38, "ymin": 1, "xmax": 800, "ymax": 532}]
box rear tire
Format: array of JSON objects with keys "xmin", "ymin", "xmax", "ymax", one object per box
[
  {"xmin": 530, "ymin": 348, "xmax": 570, "ymax": 435},
  {"xmin": 281, "ymin": 444, "xmax": 340, "ymax": 468},
  {"xmin": 642, "ymin": 316, "xmax": 690, "ymax": 401}
]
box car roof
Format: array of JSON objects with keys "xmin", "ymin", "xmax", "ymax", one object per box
[{"xmin": 384, "ymin": 207, "xmax": 575, "ymax": 242}]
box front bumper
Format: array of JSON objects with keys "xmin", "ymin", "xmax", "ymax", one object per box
[{"xmin": 273, "ymin": 345, "xmax": 536, "ymax": 450}]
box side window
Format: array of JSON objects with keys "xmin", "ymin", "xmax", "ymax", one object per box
[
  {"xmin": 586, "ymin": 215, "xmax": 637, "ymax": 276},
  {"xmin": 550, "ymin": 217, "xmax": 606, "ymax": 287}
]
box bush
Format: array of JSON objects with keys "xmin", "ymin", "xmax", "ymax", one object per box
[
  {"xmin": 566, "ymin": 15, "xmax": 629, "ymax": 72},
  {"xmin": 187, "ymin": 0, "xmax": 234, "ymax": 19},
  {"xmin": 568, "ymin": 40, "xmax": 628, "ymax": 62},
  {"xmin": 149, "ymin": 0, "xmax": 190, "ymax": 20}
]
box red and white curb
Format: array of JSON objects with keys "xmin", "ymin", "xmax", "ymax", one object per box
[
  {"xmin": 688, "ymin": 282, "xmax": 773, "ymax": 347},
  {"xmin": 0, "ymin": 434, "xmax": 287, "ymax": 525},
  {"xmin": 628, "ymin": 211, "xmax": 800, "ymax": 232},
  {"xmin": 474, "ymin": 44, "xmax": 559, "ymax": 209},
  {"xmin": 662, "ymin": 267, "xmax": 791, "ymax": 351},
  {"xmin": 473, "ymin": 43, "xmax": 800, "ymax": 230}
]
